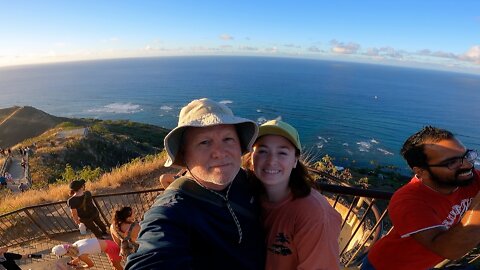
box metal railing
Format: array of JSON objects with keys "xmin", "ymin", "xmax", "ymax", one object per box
[
  {"xmin": 0, "ymin": 154, "xmax": 11, "ymax": 177},
  {"xmin": 1, "ymin": 173, "xmax": 478, "ymax": 268},
  {"xmin": 0, "ymin": 188, "xmax": 162, "ymax": 248},
  {"xmin": 0, "ymin": 180, "xmax": 389, "ymax": 268},
  {"xmin": 309, "ymin": 167, "xmax": 393, "ymax": 267},
  {"xmin": 310, "ymin": 168, "xmax": 480, "ymax": 268}
]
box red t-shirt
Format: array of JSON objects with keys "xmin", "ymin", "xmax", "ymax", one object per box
[{"xmin": 368, "ymin": 170, "xmax": 480, "ymax": 270}]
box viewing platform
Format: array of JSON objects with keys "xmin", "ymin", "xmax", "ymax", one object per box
[{"xmin": 1, "ymin": 169, "xmax": 478, "ymax": 269}]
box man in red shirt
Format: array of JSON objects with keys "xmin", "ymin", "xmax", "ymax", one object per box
[{"xmin": 363, "ymin": 126, "xmax": 480, "ymax": 270}]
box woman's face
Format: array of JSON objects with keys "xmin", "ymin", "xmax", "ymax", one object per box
[
  {"xmin": 251, "ymin": 135, "xmax": 298, "ymax": 189},
  {"xmin": 126, "ymin": 210, "xmax": 135, "ymax": 223}
]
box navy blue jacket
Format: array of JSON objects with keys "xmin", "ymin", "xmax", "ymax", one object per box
[{"xmin": 126, "ymin": 170, "xmax": 265, "ymax": 270}]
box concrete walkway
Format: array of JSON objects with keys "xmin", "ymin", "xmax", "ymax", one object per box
[
  {"xmin": 3, "ymin": 231, "xmax": 118, "ymax": 270},
  {"xmin": 5, "ymin": 155, "xmax": 27, "ymax": 193}
]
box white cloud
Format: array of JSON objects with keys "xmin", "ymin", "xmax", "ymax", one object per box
[
  {"xmin": 102, "ymin": 37, "xmax": 120, "ymax": 43},
  {"xmin": 431, "ymin": 51, "xmax": 457, "ymax": 59},
  {"xmin": 239, "ymin": 46, "xmax": 258, "ymax": 51},
  {"xmin": 219, "ymin": 34, "xmax": 234, "ymax": 41},
  {"xmin": 365, "ymin": 47, "xmax": 379, "ymax": 56},
  {"xmin": 307, "ymin": 46, "xmax": 322, "ymax": 53},
  {"xmin": 463, "ymin": 45, "xmax": 480, "ymax": 63},
  {"xmin": 264, "ymin": 46, "xmax": 278, "ymax": 53},
  {"xmin": 190, "ymin": 46, "xmax": 219, "ymax": 52},
  {"xmin": 53, "ymin": 42, "xmax": 67, "ymax": 48},
  {"xmin": 284, "ymin": 43, "xmax": 301, "ymax": 48},
  {"xmin": 330, "ymin": 40, "xmax": 360, "ymax": 54},
  {"xmin": 417, "ymin": 49, "xmax": 431, "ymax": 56},
  {"xmin": 143, "ymin": 40, "xmax": 164, "ymax": 51},
  {"xmin": 378, "ymin": 47, "xmax": 403, "ymax": 58}
]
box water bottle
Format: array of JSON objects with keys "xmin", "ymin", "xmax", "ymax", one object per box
[{"xmin": 79, "ymin": 223, "xmax": 87, "ymax": 235}]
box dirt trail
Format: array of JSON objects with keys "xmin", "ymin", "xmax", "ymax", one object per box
[{"xmin": 0, "ymin": 106, "xmax": 22, "ymax": 126}]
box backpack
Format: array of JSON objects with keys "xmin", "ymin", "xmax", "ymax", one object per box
[{"xmin": 115, "ymin": 222, "xmax": 139, "ymax": 259}]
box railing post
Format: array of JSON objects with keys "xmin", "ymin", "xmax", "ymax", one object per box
[
  {"xmin": 345, "ymin": 208, "xmax": 389, "ymax": 266},
  {"xmin": 22, "ymin": 209, "xmax": 52, "ymax": 239},
  {"xmin": 92, "ymin": 197, "xmax": 110, "ymax": 227},
  {"xmin": 340, "ymin": 199, "xmax": 376, "ymax": 256}
]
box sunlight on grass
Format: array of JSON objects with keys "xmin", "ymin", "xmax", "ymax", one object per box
[{"xmin": 0, "ymin": 153, "xmax": 168, "ymax": 214}]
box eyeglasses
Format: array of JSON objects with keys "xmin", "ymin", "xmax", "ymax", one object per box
[{"xmin": 427, "ymin": 149, "xmax": 478, "ymax": 170}]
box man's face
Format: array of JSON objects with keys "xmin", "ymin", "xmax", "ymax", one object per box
[
  {"xmin": 422, "ymin": 138, "xmax": 475, "ymax": 188},
  {"xmin": 183, "ymin": 124, "xmax": 242, "ymax": 190}
]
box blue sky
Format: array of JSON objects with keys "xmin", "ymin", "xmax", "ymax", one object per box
[{"xmin": 1, "ymin": 0, "xmax": 479, "ymax": 73}]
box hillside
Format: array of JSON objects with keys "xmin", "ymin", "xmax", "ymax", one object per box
[
  {"xmin": 0, "ymin": 106, "xmax": 21, "ymax": 122},
  {"xmin": 26, "ymin": 119, "xmax": 169, "ymax": 185},
  {"xmin": 0, "ymin": 106, "xmax": 68, "ymax": 148},
  {"xmin": 0, "ymin": 106, "xmax": 170, "ymax": 186},
  {"xmin": 0, "ymin": 153, "xmax": 178, "ymax": 214}
]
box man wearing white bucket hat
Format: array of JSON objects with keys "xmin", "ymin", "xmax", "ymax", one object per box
[{"xmin": 126, "ymin": 98, "xmax": 265, "ymax": 270}]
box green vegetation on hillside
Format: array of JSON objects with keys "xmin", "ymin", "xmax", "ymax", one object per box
[
  {"xmin": 90, "ymin": 119, "xmax": 166, "ymax": 148},
  {"xmin": 25, "ymin": 119, "xmax": 169, "ymax": 186},
  {"xmin": 0, "ymin": 153, "xmax": 170, "ymax": 214},
  {"xmin": 313, "ymin": 155, "xmax": 409, "ymax": 191}
]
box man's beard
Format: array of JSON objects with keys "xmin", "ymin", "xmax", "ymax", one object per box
[{"xmin": 427, "ymin": 167, "xmax": 475, "ymax": 188}]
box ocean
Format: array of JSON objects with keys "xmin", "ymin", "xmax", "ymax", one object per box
[{"xmin": 0, "ymin": 56, "xmax": 479, "ymax": 174}]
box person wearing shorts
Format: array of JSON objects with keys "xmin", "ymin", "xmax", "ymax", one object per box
[
  {"xmin": 104, "ymin": 238, "xmax": 122, "ymax": 264},
  {"xmin": 52, "ymin": 238, "xmax": 122, "ymax": 269}
]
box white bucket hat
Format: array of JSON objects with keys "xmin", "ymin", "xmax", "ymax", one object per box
[
  {"xmin": 164, "ymin": 98, "xmax": 258, "ymax": 167},
  {"xmin": 51, "ymin": 244, "xmax": 69, "ymax": 257}
]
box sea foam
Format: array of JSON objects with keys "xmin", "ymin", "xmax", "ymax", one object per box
[
  {"xmin": 160, "ymin": 105, "xmax": 173, "ymax": 111},
  {"xmin": 257, "ymin": 117, "xmax": 267, "ymax": 124},
  {"xmin": 377, "ymin": 148, "xmax": 394, "ymax": 155},
  {"xmin": 88, "ymin": 103, "xmax": 142, "ymax": 114},
  {"xmin": 357, "ymin": 141, "xmax": 372, "ymax": 152}
]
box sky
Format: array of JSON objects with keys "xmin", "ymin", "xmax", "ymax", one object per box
[{"xmin": 1, "ymin": 0, "xmax": 480, "ymax": 73}]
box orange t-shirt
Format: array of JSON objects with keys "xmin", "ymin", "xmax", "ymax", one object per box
[{"xmin": 262, "ymin": 189, "xmax": 342, "ymax": 270}]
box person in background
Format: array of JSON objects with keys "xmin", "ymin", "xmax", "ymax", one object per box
[
  {"xmin": 67, "ymin": 179, "xmax": 108, "ymax": 239},
  {"xmin": 244, "ymin": 120, "xmax": 342, "ymax": 270},
  {"xmin": 159, "ymin": 168, "xmax": 187, "ymax": 189},
  {"xmin": 110, "ymin": 206, "xmax": 140, "ymax": 259},
  {"xmin": 52, "ymin": 238, "xmax": 122, "ymax": 269},
  {"xmin": 18, "ymin": 182, "xmax": 28, "ymax": 192},
  {"xmin": 0, "ymin": 247, "xmax": 42, "ymax": 270},
  {"xmin": 0, "ymin": 175, "xmax": 6, "ymax": 189},
  {"xmin": 4, "ymin": 172, "xmax": 13, "ymax": 183},
  {"xmin": 363, "ymin": 126, "xmax": 480, "ymax": 270},
  {"xmin": 125, "ymin": 98, "xmax": 265, "ymax": 270}
]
